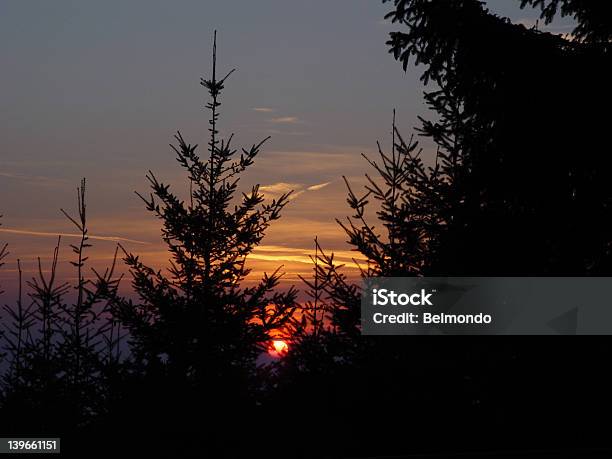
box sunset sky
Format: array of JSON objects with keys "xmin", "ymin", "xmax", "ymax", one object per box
[{"xmin": 0, "ymin": 1, "xmax": 573, "ymax": 297}]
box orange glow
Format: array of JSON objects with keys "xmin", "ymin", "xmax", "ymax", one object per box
[{"xmin": 268, "ymin": 339, "xmax": 289, "ymax": 358}]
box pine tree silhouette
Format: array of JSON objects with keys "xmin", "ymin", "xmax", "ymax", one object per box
[
  {"xmin": 275, "ymin": 3, "xmax": 612, "ymax": 454},
  {"xmin": 520, "ymin": 0, "xmax": 612, "ymax": 45},
  {"xmin": 383, "ymin": 0, "xmax": 612, "ymax": 275},
  {"xmin": 0, "ymin": 218, "xmax": 7, "ymax": 297},
  {"xmin": 0, "ymin": 219, "xmax": 8, "ymax": 369},
  {"xmin": 0, "ymin": 180, "xmax": 122, "ymax": 437},
  {"xmin": 279, "ymin": 238, "xmax": 357, "ymax": 372},
  {"xmin": 269, "ymin": 239, "xmax": 366, "ymax": 458},
  {"xmin": 339, "ymin": 110, "xmax": 445, "ymax": 277},
  {"xmin": 103, "ymin": 32, "xmax": 298, "ymax": 456},
  {"xmin": 312, "ymin": 2, "xmax": 612, "ymax": 454}
]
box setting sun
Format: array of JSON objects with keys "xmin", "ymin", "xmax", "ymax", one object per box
[{"xmin": 269, "ymin": 340, "xmax": 289, "ymax": 358}]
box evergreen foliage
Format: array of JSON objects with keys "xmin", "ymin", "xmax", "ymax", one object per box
[
  {"xmin": 520, "ymin": 0, "xmax": 612, "ymax": 45},
  {"xmin": 99, "ymin": 33, "xmax": 298, "ymax": 454},
  {"xmin": 0, "ymin": 180, "xmax": 122, "ymax": 435},
  {"xmin": 383, "ymin": 0, "xmax": 612, "ymax": 275}
]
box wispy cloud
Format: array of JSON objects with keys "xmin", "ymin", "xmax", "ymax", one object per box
[
  {"xmin": 269, "ymin": 116, "xmax": 300, "ymax": 124},
  {"xmin": 290, "ymin": 190, "xmax": 306, "ymax": 200},
  {"xmin": 0, "ymin": 227, "xmax": 150, "ymax": 245},
  {"xmin": 306, "ymin": 182, "xmax": 331, "ymax": 192},
  {"xmin": 250, "ymin": 244, "xmax": 364, "ymax": 267},
  {"xmin": 253, "ymin": 107, "xmax": 275, "ymax": 113},
  {"xmin": 260, "ymin": 181, "xmax": 333, "ymax": 201},
  {"xmin": 0, "ymin": 171, "xmax": 69, "ymax": 186},
  {"xmin": 260, "ymin": 182, "xmax": 299, "ymax": 195}
]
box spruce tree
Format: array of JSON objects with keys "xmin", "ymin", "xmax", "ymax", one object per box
[
  {"xmin": 0, "ymin": 180, "xmax": 121, "ymax": 434},
  {"xmin": 339, "ymin": 111, "xmax": 442, "ymax": 277},
  {"xmin": 107, "ymin": 32, "xmax": 297, "ymax": 450},
  {"xmin": 0, "ymin": 220, "xmax": 7, "ymax": 368},
  {"xmin": 0, "ymin": 219, "xmax": 7, "ymax": 296},
  {"xmin": 383, "ymin": 0, "xmax": 612, "ymax": 275},
  {"xmin": 520, "ymin": 0, "xmax": 612, "ymax": 45},
  {"xmin": 292, "ymin": 238, "xmax": 362, "ymax": 361}
]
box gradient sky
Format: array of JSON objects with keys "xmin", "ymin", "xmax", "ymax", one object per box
[{"xmin": 0, "ymin": 1, "xmax": 574, "ymax": 296}]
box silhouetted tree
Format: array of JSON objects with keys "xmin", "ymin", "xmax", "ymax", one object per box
[
  {"xmin": 307, "ymin": 2, "xmax": 612, "ymax": 454},
  {"xmin": 297, "ymin": 237, "xmax": 331, "ymax": 338},
  {"xmin": 0, "ymin": 180, "xmax": 122, "ymax": 436},
  {"xmin": 1, "ymin": 258, "xmax": 35, "ymax": 406},
  {"xmin": 0, "ymin": 219, "xmax": 7, "ymax": 296},
  {"xmin": 383, "ymin": 0, "xmax": 612, "ymax": 275},
  {"xmin": 520, "ymin": 0, "xmax": 612, "ymax": 45},
  {"xmin": 55, "ymin": 179, "xmax": 123, "ymax": 426},
  {"xmin": 0, "ymin": 219, "xmax": 8, "ymax": 368},
  {"xmin": 275, "ymin": 2, "xmax": 612, "ymax": 453},
  {"xmin": 339, "ymin": 111, "xmax": 447, "ymax": 277},
  {"xmin": 105, "ymin": 32, "xmax": 298, "ymax": 456},
  {"xmin": 268, "ymin": 239, "xmax": 365, "ymax": 458},
  {"xmin": 280, "ymin": 238, "xmax": 360, "ymax": 370}
]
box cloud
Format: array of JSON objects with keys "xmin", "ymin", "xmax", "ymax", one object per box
[
  {"xmin": 248, "ymin": 244, "xmax": 365, "ymax": 270},
  {"xmin": 254, "ymin": 244, "xmax": 363, "ymax": 263},
  {"xmin": 269, "ymin": 116, "xmax": 300, "ymax": 124},
  {"xmin": 260, "ymin": 181, "xmax": 333, "ymax": 201},
  {"xmin": 0, "ymin": 227, "xmax": 150, "ymax": 245},
  {"xmin": 307, "ymin": 182, "xmax": 331, "ymax": 192},
  {"xmin": 260, "ymin": 182, "xmax": 299, "ymax": 195},
  {"xmin": 253, "ymin": 107, "xmax": 275, "ymax": 113},
  {"xmin": 0, "ymin": 171, "xmax": 69, "ymax": 186}
]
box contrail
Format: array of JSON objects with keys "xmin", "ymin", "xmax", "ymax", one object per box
[{"xmin": 0, "ymin": 227, "xmax": 150, "ymax": 245}]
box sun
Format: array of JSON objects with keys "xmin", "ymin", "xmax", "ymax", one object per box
[{"xmin": 268, "ymin": 339, "xmax": 289, "ymax": 357}]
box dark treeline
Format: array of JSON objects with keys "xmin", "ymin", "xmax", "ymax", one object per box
[{"xmin": 1, "ymin": 2, "xmax": 612, "ymax": 458}]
